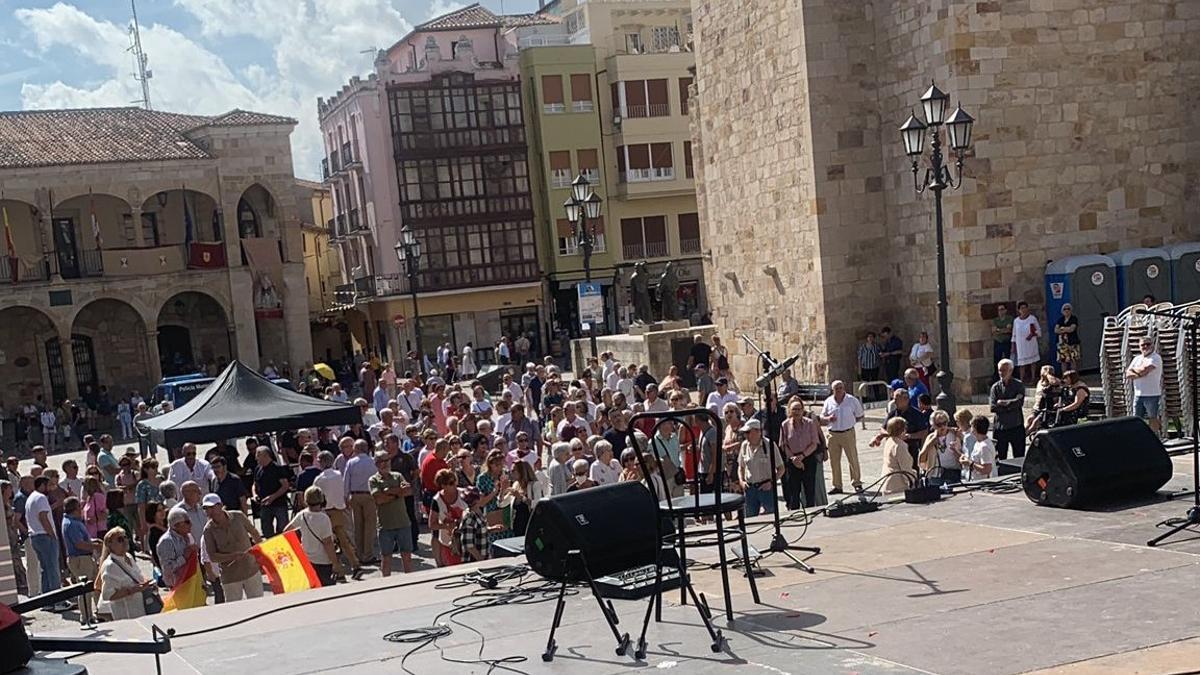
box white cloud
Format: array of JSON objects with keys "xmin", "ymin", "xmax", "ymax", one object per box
[
  {"xmin": 13, "ymin": 1, "xmax": 416, "ymax": 179},
  {"xmin": 425, "ymin": 0, "xmax": 466, "ymax": 20}
]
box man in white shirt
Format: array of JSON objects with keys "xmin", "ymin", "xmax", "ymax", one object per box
[
  {"xmin": 556, "ymin": 402, "xmax": 591, "ymax": 440},
  {"xmin": 605, "ymin": 363, "xmax": 621, "ymax": 392},
  {"xmin": 1011, "ymin": 301, "xmax": 1041, "ymax": 383},
  {"xmin": 500, "ymin": 373, "xmax": 523, "ymax": 404},
  {"xmin": 314, "ymin": 451, "xmax": 360, "ymax": 574},
  {"xmin": 26, "ymin": 476, "xmax": 67, "ymax": 604},
  {"xmin": 1127, "ymin": 336, "xmax": 1164, "ymax": 434},
  {"xmin": 396, "ymin": 379, "xmax": 424, "ymax": 420},
  {"xmin": 705, "ymin": 378, "xmax": 740, "ymax": 414},
  {"xmin": 39, "ymin": 408, "xmax": 57, "ymax": 454},
  {"xmin": 168, "ymin": 442, "xmax": 215, "ymax": 490},
  {"xmin": 368, "ymin": 408, "xmax": 404, "ymax": 444},
  {"xmin": 820, "ymin": 380, "xmax": 865, "ymax": 494}
]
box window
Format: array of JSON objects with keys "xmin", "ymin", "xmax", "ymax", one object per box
[
  {"xmin": 557, "ymin": 217, "xmax": 606, "ymax": 255},
  {"xmin": 651, "ymin": 26, "xmax": 681, "ymax": 52},
  {"xmin": 121, "ymin": 212, "xmax": 159, "ymax": 247},
  {"xmin": 684, "ymin": 141, "xmax": 694, "ymax": 179},
  {"xmin": 577, "ymin": 149, "xmax": 600, "ymax": 184},
  {"xmin": 618, "ymin": 80, "xmax": 669, "ymax": 118},
  {"xmin": 565, "ymin": 9, "xmax": 586, "ymax": 35},
  {"xmin": 549, "ymin": 151, "xmax": 573, "ymax": 188},
  {"xmin": 678, "ymin": 213, "xmax": 701, "ymax": 253},
  {"xmin": 237, "ymin": 198, "xmax": 261, "ymax": 238},
  {"xmin": 679, "ymin": 77, "xmax": 693, "ymax": 116},
  {"xmin": 625, "ymin": 32, "xmax": 643, "ymax": 54},
  {"xmin": 618, "ymin": 143, "xmax": 674, "ymax": 182},
  {"xmin": 620, "ymin": 215, "xmax": 667, "ymax": 259},
  {"xmin": 570, "ymin": 74, "xmax": 593, "ymax": 112},
  {"xmin": 542, "ymin": 75, "xmax": 565, "ymax": 113}
]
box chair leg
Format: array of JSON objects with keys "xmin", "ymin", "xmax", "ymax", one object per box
[
  {"xmin": 737, "ymin": 508, "xmax": 761, "ymax": 604},
  {"xmin": 714, "ymin": 510, "xmax": 734, "ymax": 622},
  {"xmin": 676, "ymin": 516, "xmax": 688, "ymax": 608}
]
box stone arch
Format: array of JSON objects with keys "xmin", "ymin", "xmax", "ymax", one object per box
[
  {"xmin": 141, "ymin": 188, "xmax": 222, "ymax": 246},
  {"xmin": 237, "ymin": 183, "xmax": 280, "ymax": 239},
  {"xmin": 70, "ymin": 298, "xmax": 151, "ymax": 399},
  {"xmin": 156, "ymin": 291, "xmax": 233, "ymax": 375},
  {"xmin": 0, "ymin": 305, "xmax": 58, "ymax": 408}
]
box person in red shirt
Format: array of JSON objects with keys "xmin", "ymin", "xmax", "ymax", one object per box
[{"xmin": 420, "ymin": 439, "xmax": 451, "ymax": 496}]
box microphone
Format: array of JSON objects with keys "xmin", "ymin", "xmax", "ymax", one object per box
[{"xmin": 755, "ymin": 350, "xmax": 802, "ymax": 390}]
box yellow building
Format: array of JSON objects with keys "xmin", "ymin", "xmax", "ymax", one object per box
[
  {"xmin": 528, "ymin": 0, "xmax": 708, "ymax": 344},
  {"xmin": 294, "ymin": 179, "xmax": 346, "ymax": 364}
]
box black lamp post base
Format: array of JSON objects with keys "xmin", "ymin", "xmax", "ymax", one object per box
[{"xmin": 935, "ymin": 368, "xmax": 956, "ymax": 416}]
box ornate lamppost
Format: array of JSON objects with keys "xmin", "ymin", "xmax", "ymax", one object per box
[
  {"xmin": 394, "ymin": 225, "xmax": 425, "ymax": 375},
  {"xmin": 563, "ymin": 174, "xmax": 604, "ymax": 359},
  {"xmin": 900, "ymin": 81, "xmax": 975, "ymax": 415}
]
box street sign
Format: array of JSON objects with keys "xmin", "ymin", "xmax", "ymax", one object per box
[
  {"xmin": 392, "ymin": 313, "xmax": 406, "ymax": 327},
  {"xmin": 577, "ymin": 282, "xmax": 604, "ymax": 328}
]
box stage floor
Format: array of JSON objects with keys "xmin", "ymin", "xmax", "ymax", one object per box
[{"xmin": 43, "ymin": 456, "xmax": 1200, "ymax": 674}]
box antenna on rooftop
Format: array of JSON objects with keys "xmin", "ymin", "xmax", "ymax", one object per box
[{"xmin": 128, "ymin": 0, "xmax": 153, "ymax": 109}]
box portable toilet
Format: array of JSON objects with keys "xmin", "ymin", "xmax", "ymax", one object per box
[
  {"xmin": 1045, "ymin": 255, "xmax": 1118, "ymax": 372},
  {"xmin": 1166, "ymin": 242, "xmax": 1200, "ymax": 303},
  {"xmin": 1112, "ymin": 248, "xmax": 1170, "ymax": 308}
]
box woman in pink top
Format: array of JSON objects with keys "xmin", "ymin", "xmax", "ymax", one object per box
[
  {"xmin": 431, "ymin": 383, "xmax": 449, "ymax": 435},
  {"xmin": 82, "ymin": 475, "xmax": 108, "ymax": 538}
]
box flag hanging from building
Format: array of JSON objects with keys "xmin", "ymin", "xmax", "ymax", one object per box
[
  {"xmin": 250, "ymin": 530, "xmax": 321, "ymax": 594},
  {"xmin": 162, "ymin": 551, "xmax": 207, "ymax": 612},
  {"xmin": 183, "ymin": 186, "xmax": 194, "ymax": 246},
  {"xmin": 88, "ymin": 189, "xmax": 102, "ymax": 249},
  {"xmin": 2, "ymin": 204, "xmax": 16, "ymax": 283}
]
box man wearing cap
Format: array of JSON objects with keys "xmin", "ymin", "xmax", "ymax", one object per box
[
  {"xmin": 736, "ymin": 418, "xmax": 785, "ymax": 516},
  {"xmin": 202, "ymin": 493, "xmax": 264, "ymax": 601},
  {"xmin": 821, "ymin": 380, "xmax": 865, "ymax": 494},
  {"xmin": 168, "ymin": 443, "xmax": 215, "ymax": 491},
  {"xmin": 158, "ymin": 506, "xmax": 199, "ymax": 589},
  {"xmin": 705, "ymin": 377, "xmax": 739, "ymax": 415}
]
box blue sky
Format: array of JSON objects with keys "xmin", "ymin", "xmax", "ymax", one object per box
[{"xmin": 0, "ymin": 0, "xmax": 542, "ymax": 178}]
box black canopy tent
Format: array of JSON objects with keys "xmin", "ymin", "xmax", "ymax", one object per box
[{"xmin": 139, "ymin": 360, "xmax": 360, "ymax": 448}]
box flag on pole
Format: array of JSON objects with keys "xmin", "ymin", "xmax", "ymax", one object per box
[
  {"xmin": 88, "ymin": 189, "xmax": 102, "ymax": 249},
  {"xmin": 162, "ymin": 551, "xmax": 207, "ymax": 612},
  {"xmin": 183, "ymin": 186, "xmax": 194, "ymax": 246},
  {"xmin": 2, "ymin": 204, "xmax": 15, "ymax": 259},
  {"xmin": 250, "ymin": 530, "xmax": 321, "ymax": 594}
]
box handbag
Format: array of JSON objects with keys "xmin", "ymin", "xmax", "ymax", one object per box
[{"xmin": 113, "ymin": 557, "xmax": 163, "ymax": 615}]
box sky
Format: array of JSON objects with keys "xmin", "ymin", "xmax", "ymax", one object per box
[{"xmin": 0, "ymin": 0, "xmax": 543, "ymax": 179}]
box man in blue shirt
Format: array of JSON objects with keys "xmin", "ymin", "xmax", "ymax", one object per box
[
  {"xmin": 879, "ymin": 327, "xmax": 904, "ymax": 383},
  {"xmin": 904, "ymin": 368, "xmax": 930, "ymax": 403},
  {"xmin": 62, "ymin": 496, "xmax": 100, "ymax": 588}
]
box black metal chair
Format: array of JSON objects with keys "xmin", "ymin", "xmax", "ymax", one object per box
[{"xmin": 628, "ymin": 407, "xmax": 761, "ymax": 623}]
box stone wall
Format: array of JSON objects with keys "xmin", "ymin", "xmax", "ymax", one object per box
[{"xmin": 692, "ymin": 0, "xmax": 1200, "ymax": 393}]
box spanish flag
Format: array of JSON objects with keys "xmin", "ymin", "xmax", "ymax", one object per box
[
  {"xmin": 251, "ymin": 530, "xmax": 320, "ymax": 594},
  {"xmin": 162, "ymin": 551, "xmax": 207, "ymax": 612}
]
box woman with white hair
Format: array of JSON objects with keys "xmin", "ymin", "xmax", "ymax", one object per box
[
  {"xmin": 918, "ymin": 410, "xmax": 963, "ymax": 485},
  {"xmin": 547, "ymin": 442, "xmax": 573, "ymax": 495},
  {"xmin": 567, "ymin": 459, "xmax": 594, "ymax": 492},
  {"xmin": 588, "ymin": 440, "xmax": 620, "ymax": 486}
]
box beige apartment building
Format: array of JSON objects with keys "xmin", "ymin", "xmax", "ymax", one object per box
[
  {"xmin": 529, "ymin": 0, "xmax": 708, "ymax": 341},
  {"xmin": 295, "ymin": 178, "xmax": 346, "ymax": 364},
  {"xmin": 0, "ymin": 107, "xmax": 312, "ymax": 407}
]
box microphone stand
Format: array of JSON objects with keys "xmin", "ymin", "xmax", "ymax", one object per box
[
  {"xmin": 1139, "ymin": 307, "xmax": 1200, "ymax": 546},
  {"xmin": 739, "ymin": 334, "xmax": 820, "ymax": 573}
]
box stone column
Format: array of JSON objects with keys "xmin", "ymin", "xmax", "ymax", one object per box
[
  {"xmin": 59, "ymin": 334, "xmax": 80, "ymax": 401},
  {"xmin": 145, "ymin": 329, "xmax": 162, "ymax": 385},
  {"xmin": 228, "ymin": 267, "xmax": 261, "ymax": 369},
  {"xmin": 131, "ymin": 206, "xmax": 145, "ymax": 248},
  {"xmin": 282, "ymin": 263, "xmax": 313, "ymax": 370}
]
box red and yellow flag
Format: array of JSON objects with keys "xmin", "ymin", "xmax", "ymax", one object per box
[
  {"xmin": 251, "ymin": 530, "xmax": 320, "ymax": 594},
  {"xmin": 162, "ymin": 551, "xmax": 207, "ymax": 612}
]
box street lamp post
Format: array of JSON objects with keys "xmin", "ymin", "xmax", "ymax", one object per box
[
  {"xmin": 394, "ymin": 226, "xmax": 425, "ymax": 376},
  {"xmin": 563, "ymin": 174, "xmax": 604, "ymax": 360},
  {"xmin": 900, "ymin": 81, "xmax": 975, "ymax": 416}
]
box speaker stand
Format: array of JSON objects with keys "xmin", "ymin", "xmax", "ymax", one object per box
[
  {"xmin": 542, "ymin": 550, "xmax": 630, "ymax": 662},
  {"xmin": 1143, "ymin": 310, "xmax": 1200, "ymax": 548}
]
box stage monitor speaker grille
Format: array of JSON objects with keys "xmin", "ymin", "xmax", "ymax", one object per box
[
  {"xmin": 1021, "ymin": 416, "xmax": 1172, "ymax": 509},
  {"xmin": 525, "ymin": 481, "xmax": 660, "ymax": 583}
]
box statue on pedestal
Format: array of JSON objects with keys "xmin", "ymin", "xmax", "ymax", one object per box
[
  {"xmin": 658, "ymin": 262, "xmax": 681, "ymax": 321},
  {"xmin": 630, "ymin": 261, "xmax": 653, "ymax": 325}
]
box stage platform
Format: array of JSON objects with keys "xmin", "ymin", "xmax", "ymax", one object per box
[{"xmin": 38, "ymin": 456, "xmax": 1200, "ymax": 674}]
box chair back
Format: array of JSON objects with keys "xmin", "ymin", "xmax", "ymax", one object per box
[{"xmin": 627, "ymin": 407, "xmax": 725, "ymax": 521}]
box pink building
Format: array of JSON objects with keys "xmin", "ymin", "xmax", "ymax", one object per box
[{"xmin": 318, "ymin": 4, "xmax": 557, "ymax": 365}]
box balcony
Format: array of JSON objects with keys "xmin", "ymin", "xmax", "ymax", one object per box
[
  {"xmin": 0, "ymin": 256, "xmax": 51, "ymax": 284},
  {"xmin": 321, "ymin": 158, "xmax": 330, "ymax": 181},
  {"xmin": 622, "ymin": 241, "xmax": 669, "ymax": 259},
  {"xmin": 518, "ymin": 34, "xmax": 571, "ymax": 48},
  {"xmin": 353, "ymin": 275, "xmax": 377, "ymax": 298},
  {"xmin": 329, "ymin": 152, "xmax": 344, "ymax": 176},
  {"xmin": 79, "ymin": 249, "xmax": 104, "ymax": 278},
  {"xmin": 334, "ymin": 214, "xmax": 347, "ymax": 238},
  {"xmin": 572, "ymin": 100, "xmax": 594, "ymax": 113},
  {"xmin": 680, "ymin": 237, "xmax": 701, "ymax": 254},
  {"xmin": 619, "ymin": 104, "xmax": 670, "ymax": 119},
  {"xmin": 623, "ymin": 167, "xmax": 675, "ymax": 183},
  {"xmin": 325, "ymin": 218, "xmax": 335, "ymax": 233},
  {"xmin": 347, "ymin": 208, "xmax": 363, "ymax": 232}
]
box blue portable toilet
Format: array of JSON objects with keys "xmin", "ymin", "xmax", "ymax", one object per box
[
  {"xmin": 1166, "ymin": 242, "xmax": 1200, "ymax": 303},
  {"xmin": 1112, "ymin": 248, "xmax": 1170, "ymax": 308},
  {"xmin": 1045, "ymin": 255, "xmax": 1117, "ymax": 372}
]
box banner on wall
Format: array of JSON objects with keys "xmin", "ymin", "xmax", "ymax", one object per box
[
  {"xmin": 241, "ymin": 238, "xmax": 284, "ymax": 318},
  {"xmin": 188, "ymin": 242, "xmax": 227, "ymax": 269}
]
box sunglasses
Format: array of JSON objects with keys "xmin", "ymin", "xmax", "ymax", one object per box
[{"xmin": 114, "ymin": 536, "xmax": 127, "ymax": 543}]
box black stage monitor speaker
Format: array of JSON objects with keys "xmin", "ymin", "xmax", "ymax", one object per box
[
  {"xmin": 525, "ymin": 481, "xmax": 659, "ymax": 582},
  {"xmin": 1022, "ymin": 416, "xmax": 1172, "ymax": 509}
]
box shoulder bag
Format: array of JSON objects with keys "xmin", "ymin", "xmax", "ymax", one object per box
[{"xmin": 112, "ymin": 556, "xmax": 163, "ymax": 615}]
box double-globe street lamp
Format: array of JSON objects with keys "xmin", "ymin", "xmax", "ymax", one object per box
[
  {"xmin": 393, "ymin": 225, "xmax": 425, "ymax": 375},
  {"xmin": 899, "ymin": 81, "xmax": 975, "ymax": 416},
  {"xmin": 563, "ymin": 174, "xmax": 604, "ymax": 359}
]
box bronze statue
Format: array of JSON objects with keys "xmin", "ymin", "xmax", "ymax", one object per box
[
  {"xmin": 630, "ymin": 261, "xmax": 653, "ymax": 324},
  {"xmin": 658, "ymin": 262, "xmax": 681, "ymax": 321}
]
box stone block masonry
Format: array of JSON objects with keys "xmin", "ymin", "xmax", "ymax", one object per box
[{"xmin": 692, "ymin": 0, "xmax": 1200, "ymax": 394}]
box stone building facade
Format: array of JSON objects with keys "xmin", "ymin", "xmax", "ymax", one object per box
[
  {"xmin": 691, "ymin": 0, "xmax": 1200, "ymax": 392},
  {"xmin": 0, "ymin": 107, "xmax": 312, "ymax": 407}
]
